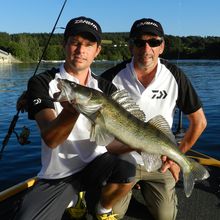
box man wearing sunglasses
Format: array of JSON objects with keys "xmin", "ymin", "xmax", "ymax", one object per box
[{"xmin": 100, "ymin": 18, "xmax": 207, "ymax": 220}]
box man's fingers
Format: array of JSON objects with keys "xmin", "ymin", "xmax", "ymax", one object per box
[{"xmin": 160, "ymin": 161, "xmax": 170, "ymax": 173}]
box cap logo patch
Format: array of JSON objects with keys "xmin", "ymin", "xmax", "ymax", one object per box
[
  {"xmin": 136, "ymin": 21, "xmax": 158, "ymax": 28},
  {"xmin": 74, "ymin": 19, "xmax": 98, "ymax": 31}
]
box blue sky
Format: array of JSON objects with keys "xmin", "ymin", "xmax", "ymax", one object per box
[{"xmin": 1, "ymin": 0, "xmax": 220, "ymax": 37}]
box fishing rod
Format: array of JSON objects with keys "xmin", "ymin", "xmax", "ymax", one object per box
[
  {"xmin": 0, "ymin": 0, "xmax": 68, "ymax": 159},
  {"xmin": 0, "ymin": 110, "xmax": 20, "ymax": 159},
  {"xmin": 33, "ymin": 0, "xmax": 67, "ymax": 76}
]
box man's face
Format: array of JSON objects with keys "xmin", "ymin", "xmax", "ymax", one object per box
[
  {"xmin": 130, "ymin": 34, "xmax": 164, "ymax": 72},
  {"xmin": 64, "ymin": 34, "xmax": 101, "ymax": 72}
]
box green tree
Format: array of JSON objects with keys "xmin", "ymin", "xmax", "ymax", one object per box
[
  {"xmin": 0, "ymin": 32, "xmax": 11, "ymax": 50},
  {"xmin": 44, "ymin": 45, "xmax": 63, "ymax": 60},
  {"xmin": 1, "ymin": 32, "xmax": 220, "ymax": 61}
]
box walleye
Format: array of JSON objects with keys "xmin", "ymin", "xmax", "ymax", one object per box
[{"xmin": 55, "ymin": 78, "xmax": 209, "ymax": 197}]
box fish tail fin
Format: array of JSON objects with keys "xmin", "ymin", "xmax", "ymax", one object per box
[{"xmin": 183, "ymin": 159, "xmax": 210, "ymax": 197}]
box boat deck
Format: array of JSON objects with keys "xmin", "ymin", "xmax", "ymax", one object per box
[
  {"xmin": 62, "ymin": 165, "xmax": 220, "ymax": 220},
  {"xmin": 1, "ymin": 163, "xmax": 220, "ymax": 220},
  {"xmin": 125, "ymin": 165, "xmax": 220, "ymax": 220}
]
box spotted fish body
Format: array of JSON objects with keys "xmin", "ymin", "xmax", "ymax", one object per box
[{"xmin": 55, "ymin": 78, "xmax": 209, "ymax": 197}]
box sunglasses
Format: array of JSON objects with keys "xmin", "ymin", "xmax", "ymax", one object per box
[{"xmin": 132, "ymin": 38, "xmax": 163, "ymax": 48}]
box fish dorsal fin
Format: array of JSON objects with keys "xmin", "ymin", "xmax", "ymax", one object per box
[
  {"xmin": 148, "ymin": 115, "xmax": 176, "ymax": 144},
  {"xmin": 111, "ymin": 90, "xmax": 146, "ymax": 121}
]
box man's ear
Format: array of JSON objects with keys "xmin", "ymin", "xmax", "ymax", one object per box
[
  {"xmin": 159, "ymin": 41, "xmax": 165, "ymax": 55},
  {"xmin": 128, "ymin": 42, "xmax": 134, "ymax": 55},
  {"xmin": 95, "ymin": 45, "xmax": 102, "ymax": 58},
  {"xmin": 62, "ymin": 40, "xmax": 67, "ymax": 48}
]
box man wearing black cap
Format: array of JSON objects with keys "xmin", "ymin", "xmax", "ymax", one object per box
[
  {"xmin": 14, "ymin": 16, "xmax": 136, "ymax": 220},
  {"xmin": 100, "ymin": 18, "xmax": 207, "ymax": 220}
]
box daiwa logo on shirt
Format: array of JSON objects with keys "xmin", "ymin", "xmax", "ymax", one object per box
[
  {"xmin": 152, "ymin": 90, "xmax": 167, "ymax": 99},
  {"xmin": 33, "ymin": 98, "xmax": 41, "ymax": 105}
]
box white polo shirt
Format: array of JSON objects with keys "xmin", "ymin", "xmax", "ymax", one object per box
[
  {"xmin": 27, "ymin": 64, "xmax": 107, "ymax": 179},
  {"xmin": 100, "ymin": 57, "xmax": 202, "ymax": 165}
]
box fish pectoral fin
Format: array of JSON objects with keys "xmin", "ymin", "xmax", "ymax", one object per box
[{"xmin": 90, "ymin": 124, "xmax": 114, "ymax": 146}]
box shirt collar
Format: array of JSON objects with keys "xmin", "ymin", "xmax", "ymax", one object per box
[
  {"xmin": 58, "ymin": 63, "xmax": 98, "ymax": 89},
  {"xmin": 130, "ymin": 57, "xmax": 161, "ymax": 81},
  {"xmin": 59, "ymin": 63, "xmax": 92, "ymax": 85}
]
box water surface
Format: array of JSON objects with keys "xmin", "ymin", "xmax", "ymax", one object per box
[{"xmin": 0, "ymin": 60, "xmax": 219, "ymax": 191}]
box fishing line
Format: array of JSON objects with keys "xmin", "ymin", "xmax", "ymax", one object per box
[
  {"xmin": 176, "ymin": 0, "xmax": 182, "ymax": 65},
  {"xmin": 173, "ymin": 0, "xmax": 186, "ymax": 140},
  {"xmin": 33, "ymin": 0, "xmax": 67, "ymax": 76},
  {"xmin": 0, "ymin": 0, "xmax": 68, "ymax": 159}
]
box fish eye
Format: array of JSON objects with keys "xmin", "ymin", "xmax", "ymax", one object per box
[{"xmin": 70, "ymin": 82, "xmax": 77, "ymax": 87}]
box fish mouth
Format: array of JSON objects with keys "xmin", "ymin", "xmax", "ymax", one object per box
[
  {"xmin": 53, "ymin": 79, "xmax": 65, "ymax": 101},
  {"xmin": 57, "ymin": 81, "xmax": 62, "ymax": 89},
  {"xmin": 53, "ymin": 91, "xmax": 61, "ymax": 101}
]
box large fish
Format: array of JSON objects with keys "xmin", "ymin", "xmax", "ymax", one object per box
[{"xmin": 54, "ymin": 78, "xmax": 209, "ymax": 197}]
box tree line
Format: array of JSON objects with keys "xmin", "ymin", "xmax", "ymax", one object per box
[{"xmin": 0, "ymin": 32, "xmax": 220, "ymax": 62}]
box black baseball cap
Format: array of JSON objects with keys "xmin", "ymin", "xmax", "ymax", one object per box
[
  {"xmin": 129, "ymin": 18, "xmax": 164, "ymax": 38},
  {"xmin": 64, "ymin": 16, "xmax": 102, "ymax": 44}
]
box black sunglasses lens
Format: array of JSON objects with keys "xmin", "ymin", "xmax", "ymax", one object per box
[
  {"xmin": 148, "ymin": 39, "xmax": 162, "ymax": 47},
  {"xmin": 133, "ymin": 39, "xmax": 146, "ymax": 47},
  {"xmin": 133, "ymin": 39, "xmax": 162, "ymax": 48}
]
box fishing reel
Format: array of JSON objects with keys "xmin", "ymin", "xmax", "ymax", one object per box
[
  {"xmin": 13, "ymin": 126, "xmax": 31, "ymax": 145},
  {"xmin": 1, "ymin": 0, "xmax": 68, "ymax": 159}
]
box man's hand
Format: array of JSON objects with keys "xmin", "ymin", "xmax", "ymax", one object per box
[
  {"xmin": 60, "ymin": 101, "xmax": 78, "ymax": 115},
  {"xmin": 160, "ymin": 156, "xmax": 180, "ymax": 182},
  {"xmin": 16, "ymin": 91, "xmax": 28, "ymax": 112}
]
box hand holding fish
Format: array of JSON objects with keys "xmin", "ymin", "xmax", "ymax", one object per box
[
  {"xmin": 161, "ymin": 156, "xmax": 180, "ymax": 182},
  {"xmin": 60, "ymin": 100, "xmax": 79, "ymax": 116},
  {"xmin": 16, "ymin": 91, "xmax": 28, "ymax": 113},
  {"xmin": 169, "ymin": 162, "xmax": 180, "ymax": 182},
  {"xmin": 54, "ymin": 90, "xmax": 78, "ymax": 115}
]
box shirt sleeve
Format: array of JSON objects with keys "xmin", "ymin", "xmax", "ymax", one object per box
[
  {"xmin": 176, "ymin": 70, "xmax": 202, "ymax": 115},
  {"xmin": 27, "ymin": 73, "xmax": 55, "ymax": 120}
]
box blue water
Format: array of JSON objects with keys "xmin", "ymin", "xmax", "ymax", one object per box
[{"xmin": 0, "ymin": 60, "xmax": 220, "ymax": 191}]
